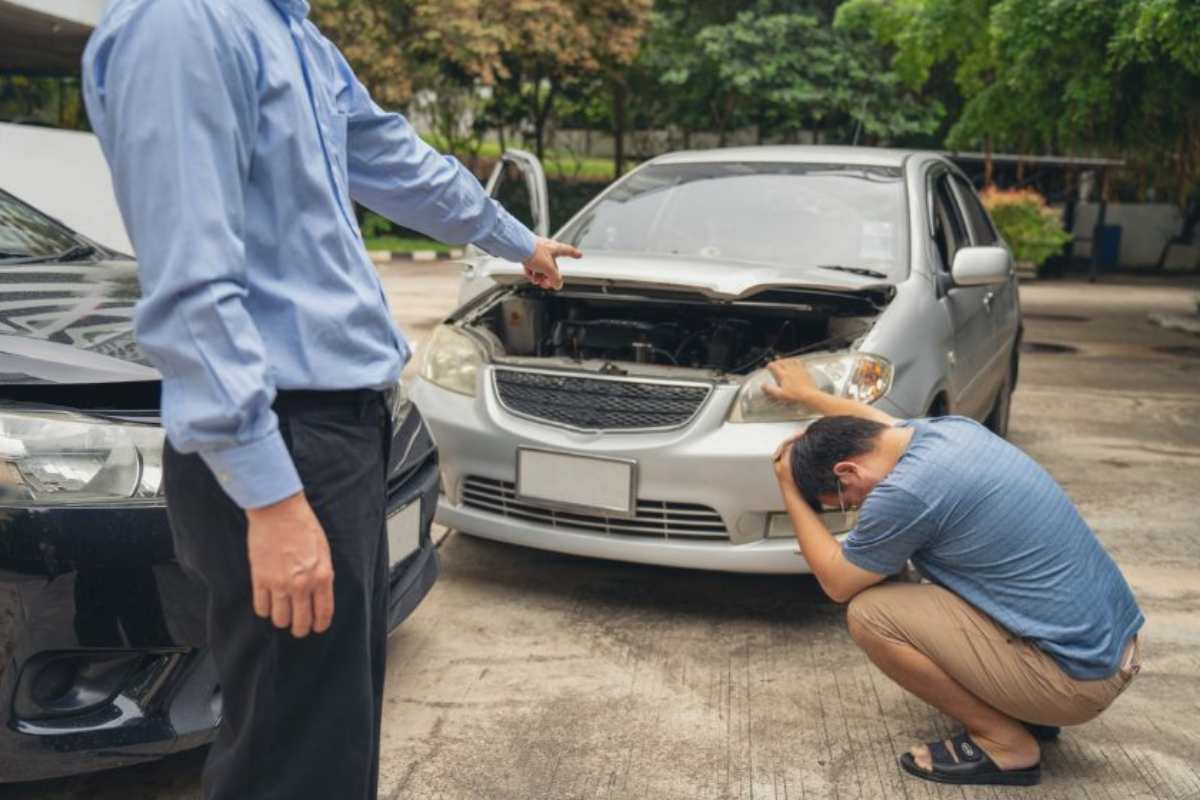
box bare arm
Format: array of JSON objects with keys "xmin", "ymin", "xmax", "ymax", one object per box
[
  {"xmin": 763, "ymin": 359, "xmax": 898, "ymax": 425},
  {"xmin": 773, "ymin": 443, "xmax": 886, "ymax": 603}
]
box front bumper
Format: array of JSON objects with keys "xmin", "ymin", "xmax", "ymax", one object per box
[
  {"xmin": 412, "ymin": 370, "xmax": 854, "ymax": 575},
  {"xmin": 0, "ymin": 412, "xmax": 440, "ymax": 784}
]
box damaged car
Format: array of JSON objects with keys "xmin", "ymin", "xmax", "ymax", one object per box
[
  {"xmin": 410, "ymin": 146, "xmax": 1022, "ymax": 573},
  {"xmin": 0, "ymin": 188, "xmax": 440, "ymax": 782}
]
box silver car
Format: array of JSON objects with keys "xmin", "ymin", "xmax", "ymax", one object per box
[{"xmin": 409, "ymin": 146, "xmax": 1022, "ymax": 573}]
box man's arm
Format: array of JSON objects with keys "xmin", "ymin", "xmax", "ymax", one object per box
[
  {"xmin": 331, "ymin": 47, "xmax": 579, "ymax": 288},
  {"xmin": 773, "ymin": 444, "xmax": 886, "ymax": 603},
  {"xmin": 84, "ymin": 1, "xmax": 332, "ymax": 638},
  {"xmin": 764, "ymin": 359, "xmax": 898, "ymax": 426}
]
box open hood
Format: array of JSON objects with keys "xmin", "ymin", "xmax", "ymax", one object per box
[{"xmin": 480, "ymin": 252, "xmax": 895, "ymax": 305}]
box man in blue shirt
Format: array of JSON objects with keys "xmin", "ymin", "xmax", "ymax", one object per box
[
  {"xmin": 765, "ymin": 359, "xmax": 1143, "ymax": 788},
  {"xmin": 82, "ymin": 1, "xmax": 579, "ymax": 797}
]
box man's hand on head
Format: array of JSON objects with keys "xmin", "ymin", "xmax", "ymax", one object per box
[
  {"xmin": 522, "ymin": 237, "xmax": 582, "ymax": 290},
  {"xmin": 772, "ymin": 435, "xmax": 801, "ymax": 482},
  {"xmin": 245, "ymin": 492, "xmax": 335, "ymax": 638}
]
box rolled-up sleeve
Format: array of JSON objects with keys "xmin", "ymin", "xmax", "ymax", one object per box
[
  {"xmin": 332, "ymin": 49, "xmax": 537, "ymax": 264},
  {"xmin": 83, "ymin": 1, "xmax": 302, "ymax": 509}
]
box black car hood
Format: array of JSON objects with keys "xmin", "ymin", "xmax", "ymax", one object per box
[{"xmin": 0, "ymin": 257, "xmax": 158, "ymax": 385}]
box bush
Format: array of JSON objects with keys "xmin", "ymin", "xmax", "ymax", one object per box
[{"xmin": 979, "ymin": 187, "xmax": 1073, "ymax": 267}]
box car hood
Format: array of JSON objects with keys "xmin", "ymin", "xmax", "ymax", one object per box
[
  {"xmin": 0, "ymin": 256, "xmax": 158, "ymax": 384},
  {"xmin": 481, "ymin": 252, "xmax": 895, "ymax": 301}
]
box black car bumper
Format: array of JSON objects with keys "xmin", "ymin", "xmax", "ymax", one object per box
[{"xmin": 0, "ymin": 406, "xmax": 440, "ymax": 783}]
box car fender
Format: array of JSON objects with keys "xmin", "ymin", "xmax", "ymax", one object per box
[{"xmin": 860, "ymin": 275, "xmax": 954, "ymax": 419}]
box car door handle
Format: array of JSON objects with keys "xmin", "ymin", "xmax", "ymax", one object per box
[{"xmin": 983, "ymin": 291, "xmax": 995, "ymax": 311}]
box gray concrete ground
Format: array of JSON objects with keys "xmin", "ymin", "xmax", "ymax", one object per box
[{"xmin": 9, "ymin": 267, "xmax": 1200, "ymax": 799}]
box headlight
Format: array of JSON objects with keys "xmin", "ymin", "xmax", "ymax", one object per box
[
  {"xmin": 388, "ymin": 379, "xmax": 413, "ymax": 428},
  {"xmin": 0, "ymin": 410, "xmax": 164, "ymax": 504},
  {"xmin": 728, "ymin": 353, "xmax": 893, "ymax": 423},
  {"xmin": 418, "ymin": 324, "xmax": 483, "ymax": 396}
]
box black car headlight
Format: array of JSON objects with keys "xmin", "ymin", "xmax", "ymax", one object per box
[{"xmin": 0, "ymin": 409, "xmax": 164, "ymax": 504}]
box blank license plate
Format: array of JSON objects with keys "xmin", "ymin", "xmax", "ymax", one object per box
[
  {"xmin": 516, "ymin": 448, "xmax": 636, "ymax": 516},
  {"xmin": 387, "ymin": 501, "xmax": 422, "ymax": 567}
]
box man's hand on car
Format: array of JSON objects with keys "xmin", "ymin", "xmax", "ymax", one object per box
[
  {"xmin": 246, "ymin": 492, "xmax": 335, "ymax": 638},
  {"xmin": 763, "ymin": 358, "xmax": 820, "ymax": 404},
  {"xmin": 522, "ymin": 236, "xmax": 582, "ymax": 290}
]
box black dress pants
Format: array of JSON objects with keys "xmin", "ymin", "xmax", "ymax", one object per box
[{"xmin": 164, "ymin": 390, "xmax": 391, "ymax": 800}]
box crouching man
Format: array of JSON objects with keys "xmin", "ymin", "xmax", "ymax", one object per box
[{"xmin": 764, "ymin": 359, "xmax": 1143, "ymax": 787}]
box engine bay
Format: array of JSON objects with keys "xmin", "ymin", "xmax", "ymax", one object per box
[{"xmin": 467, "ymin": 286, "xmax": 884, "ymax": 376}]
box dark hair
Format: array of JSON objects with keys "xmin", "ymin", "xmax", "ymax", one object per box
[{"xmin": 789, "ymin": 416, "xmax": 888, "ymax": 511}]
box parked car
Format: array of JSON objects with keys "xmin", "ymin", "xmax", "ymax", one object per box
[
  {"xmin": 411, "ymin": 146, "xmax": 1022, "ymax": 574},
  {"xmin": 0, "ymin": 188, "xmax": 440, "ymax": 782}
]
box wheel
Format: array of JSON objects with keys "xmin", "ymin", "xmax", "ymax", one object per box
[{"xmin": 985, "ymin": 367, "xmax": 1013, "ymax": 438}]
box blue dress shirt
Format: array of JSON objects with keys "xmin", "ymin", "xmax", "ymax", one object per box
[{"xmin": 82, "ymin": 0, "xmax": 536, "ymax": 509}]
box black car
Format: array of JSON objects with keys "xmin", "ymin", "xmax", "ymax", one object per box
[{"xmin": 0, "ymin": 188, "xmax": 440, "ymax": 782}]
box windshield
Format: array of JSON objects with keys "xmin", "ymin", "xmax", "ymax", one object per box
[
  {"xmin": 0, "ymin": 190, "xmax": 82, "ymax": 262},
  {"xmin": 560, "ymin": 162, "xmax": 909, "ymax": 281}
]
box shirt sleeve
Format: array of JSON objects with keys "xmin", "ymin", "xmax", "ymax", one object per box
[
  {"xmin": 841, "ymin": 484, "xmax": 937, "ymax": 575},
  {"xmin": 327, "ymin": 46, "xmax": 537, "ymax": 264},
  {"xmin": 83, "ymin": 1, "xmax": 302, "ymax": 510}
]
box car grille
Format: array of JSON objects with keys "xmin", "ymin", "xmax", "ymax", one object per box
[
  {"xmin": 492, "ymin": 368, "xmax": 711, "ymax": 431},
  {"xmin": 461, "ymin": 476, "xmax": 728, "ymax": 540}
]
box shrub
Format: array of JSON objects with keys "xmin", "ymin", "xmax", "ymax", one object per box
[{"xmin": 979, "ymin": 187, "xmax": 1073, "ymax": 267}]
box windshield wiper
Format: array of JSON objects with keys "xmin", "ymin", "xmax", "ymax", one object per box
[
  {"xmin": 22, "ymin": 244, "xmax": 98, "ymax": 264},
  {"xmin": 818, "ymin": 264, "xmax": 888, "ymax": 280}
]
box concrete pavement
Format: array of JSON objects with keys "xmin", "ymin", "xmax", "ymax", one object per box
[{"xmin": 10, "ymin": 269, "xmax": 1200, "ymax": 799}]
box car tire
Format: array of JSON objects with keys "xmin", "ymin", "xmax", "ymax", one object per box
[{"xmin": 985, "ymin": 367, "xmax": 1013, "ymax": 438}]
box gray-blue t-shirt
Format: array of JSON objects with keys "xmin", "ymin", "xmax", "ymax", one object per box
[{"xmin": 842, "ymin": 416, "xmax": 1143, "ymax": 680}]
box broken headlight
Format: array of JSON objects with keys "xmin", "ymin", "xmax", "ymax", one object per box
[
  {"xmin": 728, "ymin": 353, "xmax": 892, "ymax": 423},
  {"xmin": 0, "ymin": 409, "xmax": 164, "ymax": 504}
]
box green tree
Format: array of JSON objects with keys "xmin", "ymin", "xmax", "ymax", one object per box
[
  {"xmin": 638, "ymin": 1, "xmax": 938, "ymax": 149},
  {"xmin": 836, "ymin": 0, "xmax": 1200, "ymax": 207}
]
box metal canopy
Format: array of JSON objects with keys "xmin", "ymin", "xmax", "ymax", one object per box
[
  {"xmin": 0, "ymin": 0, "xmax": 95, "ymax": 75},
  {"xmin": 945, "ymin": 151, "xmax": 1126, "ymax": 168}
]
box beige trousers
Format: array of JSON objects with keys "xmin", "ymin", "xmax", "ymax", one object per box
[{"xmin": 847, "ymin": 582, "xmax": 1140, "ymax": 726}]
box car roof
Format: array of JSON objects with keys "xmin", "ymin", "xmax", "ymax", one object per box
[{"xmin": 648, "ymin": 145, "xmax": 938, "ymax": 170}]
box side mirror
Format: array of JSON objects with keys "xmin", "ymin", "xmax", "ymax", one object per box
[{"xmin": 951, "ymin": 246, "xmax": 1012, "ymax": 286}]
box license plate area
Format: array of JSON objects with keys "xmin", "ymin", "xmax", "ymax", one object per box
[
  {"xmin": 387, "ymin": 501, "xmax": 422, "ymax": 567},
  {"xmin": 516, "ymin": 448, "xmax": 637, "ymax": 517}
]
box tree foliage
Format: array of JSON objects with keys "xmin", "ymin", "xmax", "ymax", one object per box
[
  {"xmin": 311, "ymin": 0, "xmax": 652, "ymax": 162},
  {"xmin": 837, "ymin": 0, "xmax": 1200, "ymax": 204},
  {"xmin": 637, "ymin": 1, "xmax": 937, "ymax": 147}
]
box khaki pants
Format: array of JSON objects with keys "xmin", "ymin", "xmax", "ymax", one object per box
[{"xmin": 847, "ymin": 583, "xmax": 1141, "ymax": 727}]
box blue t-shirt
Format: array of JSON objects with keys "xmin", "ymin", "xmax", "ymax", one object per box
[{"xmin": 842, "ymin": 416, "xmax": 1143, "ymax": 680}]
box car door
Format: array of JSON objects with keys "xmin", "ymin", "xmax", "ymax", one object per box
[
  {"xmin": 928, "ymin": 168, "xmax": 995, "ymax": 419},
  {"xmin": 949, "ymin": 173, "xmax": 1020, "ymax": 381},
  {"xmin": 459, "ymin": 149, "xmax": 550, "ymax": 305}
]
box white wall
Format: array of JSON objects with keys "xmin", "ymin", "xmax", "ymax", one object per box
[
  {"xmin": 0, "ymin": 122, "xmax": 132, "ymax": 254},
  {"xmin": 7, "ymin": 0, "xmax": 106, "ymax": 27},
  {"xmin": 1069, "ymin": 202, "xmax": 1184, "ymax": 268}
]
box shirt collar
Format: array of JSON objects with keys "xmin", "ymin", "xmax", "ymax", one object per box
[{"xmin": 271, "ymin": 0, "xmax": 310, "ymax": 19}]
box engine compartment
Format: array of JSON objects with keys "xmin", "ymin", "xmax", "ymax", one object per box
[{"xmin": 468, "ymin": 286, "xmax": 883, "ymax": 376}]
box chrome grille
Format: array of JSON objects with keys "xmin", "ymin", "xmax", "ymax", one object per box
[
  {"xmin": 492, "ymin": 368, "xmax": 711, "ymax": 431},
  {"xmin": 461, "ymin": 476, "xmax": 728, "ymax": 540}
]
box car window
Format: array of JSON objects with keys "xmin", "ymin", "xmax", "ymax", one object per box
[
  {"xmin": 930, "ymin": 173, "xmax": 968, "ymax": 272},
  {"xmin": 951, "ymin": 175, "xmax": 998, "ymax": 246},
  {"xmin": 560, "ymin": 162, "xmax": 910, "ymax": 282}
]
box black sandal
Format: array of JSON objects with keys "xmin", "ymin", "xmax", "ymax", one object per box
[{"xmin": 899, "ymin": 732, "xmax": 1041, "ymax": 786}]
